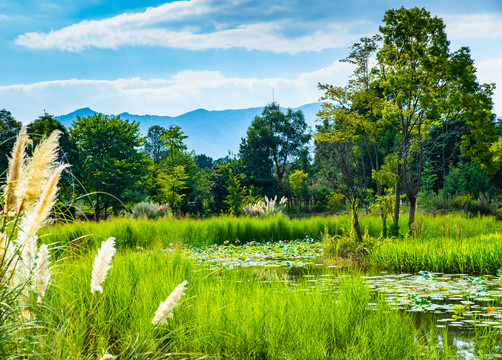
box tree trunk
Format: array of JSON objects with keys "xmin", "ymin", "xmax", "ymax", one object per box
[
  {"xmin": 95, "ymin": 194, "xmax": 100, "ymax": 222},
  {"xmin": 408, "ymin": 195, "xmax": 417, "ymax": 229},
  {"xmin": 352, "ymin": 199, "xmax": 363, "ymax": 242},
  {"xmin": 391, "ymin": 182, "xmax": 400, "ymax": 237}
]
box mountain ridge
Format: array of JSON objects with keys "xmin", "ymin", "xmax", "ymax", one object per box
[{"xmin": 55, "ymin": 103, "xmax": 322, "ymax": 159}]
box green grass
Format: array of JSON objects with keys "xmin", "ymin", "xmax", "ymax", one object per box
[
  {"xmin": 27, "ymin": 249, "xmax": 463, "ymax": 359},
  {"xmin": 371, "ymin": 232, "xmax": 502, "ymax": 274},
  {"xmin": 42, "ymin": 213, "xmax": 502, "ymax": 250}
]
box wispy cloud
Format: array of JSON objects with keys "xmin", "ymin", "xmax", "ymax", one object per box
[
  {"xmin": 14, "ymin": 0, "xmax": 369, "ymax": 53},
  {"xmin": 443, "ymin": 13, "xmax": 502, "ymax": 40},
  {"xmin": 0, "ymin": 61, "xmax": 354, "ymax": 121}
]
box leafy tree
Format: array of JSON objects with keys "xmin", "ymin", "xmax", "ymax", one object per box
[
  {"xmin": 0, "ymin": 109, "xmax": 22, "ymax": 177},
  {"xmin": 144, "ymin": 125, "xmax": 167, "ymax": 164},
  {"xmin": 28, "ymin": 112, "xmax": 78, "ymax": 204},
  {"xmin": 375, "ymin": 7, "xmax": 497, "ymax": 229},
  {"xmin": 158, "ymin": 165, "xmax": 189, "ymax": 211},
  {"xmin": 289, "ymin": 169, "xmax": 308, "ymax": 199},
  {"xmin": 196, "ymin": 154, "xmax": 214, "ymax": 169},
  {"xmin": 160, "ymin": 125, "xmax": 188, "ymax": 167},
  {"xmin": 70, "ymin": 114, "xmax": 147, "ymax": 220},
  {"xmin": 316, "ymin": 36, "xmax": 388, "ymax": 242},
  {"xmin": 240, "ymin": 103, "xmax": 311, "ymax": 194}
]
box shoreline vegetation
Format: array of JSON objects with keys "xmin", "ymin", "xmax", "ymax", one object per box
[{"xmin": 41, "ymin": 214, "xmax": 502, "ymax": 275}]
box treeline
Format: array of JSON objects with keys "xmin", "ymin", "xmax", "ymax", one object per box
[{"xmin": 1, "ymin": 7, "xmax": 502, "ymax": 238}]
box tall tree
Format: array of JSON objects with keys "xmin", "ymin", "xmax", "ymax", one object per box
[
  {"xmin": 70, "ymin": 114, "xmax": 147, "ymax": 220},
  {"xmin": 375, "ymin": 7, "xmax": 497, "ymax": 230},
  {"xmin": 316, "ymin": 36, "xmax": 392, "ymax": 241},
  {"xmin": 144, "ymin": 125, "xmax": 167, "ymax": 164},
  {"xmin": 240, "ymin": 103, "xmax": 311, "ymax": 194},
  {"xmin": 0, "ymin": 109, "xmax": 22, "ymax": 178},
  {"xmin": 28, "ymin": 112, "xmax": 77, "ymax": 203}
]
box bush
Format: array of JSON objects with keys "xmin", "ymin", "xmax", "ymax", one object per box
[{"xmin": 132, "ymin": 202, "xmax": 171, "ymax": 220}]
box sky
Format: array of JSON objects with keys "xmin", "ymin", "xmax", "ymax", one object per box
[{"xmin": 1, "ymin": 0, "xmax": 502, "ymax": 124}]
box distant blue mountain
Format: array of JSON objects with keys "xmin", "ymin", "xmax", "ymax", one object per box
[{"xmin": 56, "ymin": 103, "xmax": 322, "ymax": 159}]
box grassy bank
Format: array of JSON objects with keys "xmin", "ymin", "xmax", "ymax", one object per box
[
  {"xmin": 19, "ymin": 249, "xmax": 467, "ymax": 359},
  {"xmin": 371, "ymin": 232, "xmax": 502, "ymax": 274},
  {"xmin": 42, "ymin": 213, "xmax": 502, "ymax": 250}
]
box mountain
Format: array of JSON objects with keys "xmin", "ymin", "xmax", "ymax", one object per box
[{"xmin": 56, "ymin": 103, "xmax": 322, "ymax": 159}]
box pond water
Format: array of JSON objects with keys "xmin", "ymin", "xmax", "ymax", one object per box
[{"xmin": 180, "ymin": 239, "xmax": 502, "ymax": 357}]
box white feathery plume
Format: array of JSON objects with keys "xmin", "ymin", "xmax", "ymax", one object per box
[
  {"xmin": 91, "ymin": 237, "xmax": 116, "ymax": 293},
  {"xmin": 99, "ymin": 354, "xmax": 116, "ymax": 360},
  {"xmin": 35, "ymin": 244, "xmax": 51, "ymax": 304},
  {"xmin": 152, "ymin": 280, "xmax": 188, "ymax": 325},
  {"xmin": 15, "ymin": 130, "xmax": 61, "ymax": 212},
  {"xmin": 0, "ymin": 232, "xmax": 6, "ymax": 264},
  {"xmin": 17, "ymin": 164, "xmax": 68, "ymax": 278},
  {"xmin": 4, "ymin": 126, "xmax": 30, "ymax": 216}
]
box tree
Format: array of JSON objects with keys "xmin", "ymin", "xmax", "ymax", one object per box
[
  {"xmin": 316, "ymin": 36, "xmax": 390, "ymax": 241},
  {"xmin": 239, "ymin": 103, "xmax": 311, "ymax": 194},
  {"xmin": 28, "ymin": 112, "xmax": 78, "ymax": 204},
  {"xmin": 196, "ymin": 154, "xmax": 214, "ymax": 169},
  {"xmin": 0, "ymin": 109, "xmax": 22, "ymax": 177},
  {"xmin": 160, "ymin": 125, "xmax": 188, "ymax": 167},
  {"xmin": 144, "ymin": 125, "xmax": 167, "ymax": 164},
  {"xmin": 375, "ymin": 7, "xmax": 498, "ymax": 230},
  {"xmin": 70, "ymin": 114, "xmax": 147, "ymax": 220}
]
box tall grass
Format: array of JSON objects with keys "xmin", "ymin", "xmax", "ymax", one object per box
[
  {"xmin": 372, "ymin": 232, "xmax": 502, "ymax": 274},
  {"xmin": 38, "ymin": 249, "xmax": 460, "ymax": 359},
  {"xmin": 41, "ymin": 213, "xmax": 502, "ymax": 252}
]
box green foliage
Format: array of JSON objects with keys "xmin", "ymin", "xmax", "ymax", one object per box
[
  {"xmin": 288, "ymin": 169, "xmax": 308, "ymax": 198},
  {"xmin": 219, "ymin": 163, "xmax": 249, "ymax": 215},
  {"xmin": 159, "ymin": 165, "xmax": 189, "ymax": 213},
  {"xmin": 69, "ymin": 113, "xmax": 148, "ymax": 219},
  {"xmin": 325, "ymin": 192, "xmax": 345, "ymax": 213},
  {"xmin": 0, "ymin": 109, "xmax": 21, "ymax": 177},
  {"xmin": 143, "ymin": 125, "xmax": 167, "ymax": 164},
  {"xmin": 240, "ymin": 102, "xmax": 311, "ymax": 193},
  {"xmin": 444, "ymin": 161, "xmax": 492, "ymax": 198}
]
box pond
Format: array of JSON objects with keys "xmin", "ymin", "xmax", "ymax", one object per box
[{"xmin": 180, "ymin": 238, "xmax": 502, "ymax": 357}]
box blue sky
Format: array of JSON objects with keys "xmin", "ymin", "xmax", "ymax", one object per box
[{"xmin": 1, "ymin": 0, "xmax": 502, "ymax": 123}]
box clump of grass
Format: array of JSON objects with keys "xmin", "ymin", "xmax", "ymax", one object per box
[
  {"xmin": 0, "ymin": 128, "xmax": 67, "ymax": 356},
  {"xmin": 131, "ymin": 202, "xmax": 171, "ymax": 220}
]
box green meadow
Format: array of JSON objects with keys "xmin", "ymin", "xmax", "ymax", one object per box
[{"xmin": 5, "ymin": 214, "xmax": 494, "ymax": 359}]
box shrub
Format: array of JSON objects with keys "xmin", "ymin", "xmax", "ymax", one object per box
[{"xmin": 132, "ymin": 202, "xmax": 171, "ymax": 220}]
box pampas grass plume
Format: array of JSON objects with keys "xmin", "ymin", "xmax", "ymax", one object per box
[
  {"xmin": 35, "ymin": 244, "xmax": 50, "ymax": 304},
  {"xmin": 4, "ymin": 126, "xmax": 29, "ymax": 215},
  {"xmin": 0, "ymin": 232, "xmax": 5, "ymax": 264},
  {"xmin": 17, "ymin": 164, "xmax": 68, "ymax": 275},
  {"xmin": 15, "ymin": 130, "xmax": 61, "ymax": 212},
  {"xmin": 152, "ymin": 280, "xmax": 188, "ymax": 325},
  {"xmin": 99, "ymin": 354, "xmax": 116, "ymax": 360},
  {"xmin": 91, "ymin": 237, "xmax": 116, "ymax": 293}
]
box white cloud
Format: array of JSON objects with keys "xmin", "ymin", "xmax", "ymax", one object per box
[
  {"xmin": 476, "ymin": 57, "xmax": 502, "ymax": 116},
  {"xmin": 14, "ymin": 0, "xmax": 368, "ymax": 53},
  {"xmin": 0, "ymin": 61, "xmax": 354, "ymax": 122},
  {"xmin": 443, "ymin": 13, "xmax": 502, "ymax": 40}
]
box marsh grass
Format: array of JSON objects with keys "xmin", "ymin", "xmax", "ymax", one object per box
[
  {"xmin": 41, "ymin": 213, "xmax": 502, "ymax": 251},
  {"xmin": 37, "ymin": 249, "xmax": 462, "ymax": 359},
  {"xmin": 372, "ymin": 232, "xmax": 502, "ymax": 274}
]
